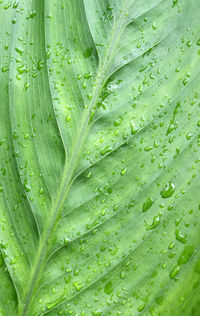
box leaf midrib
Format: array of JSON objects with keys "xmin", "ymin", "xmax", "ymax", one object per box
[{"xmin": 18, "ymin": 1, "xmax": 133, "ymax": 315}]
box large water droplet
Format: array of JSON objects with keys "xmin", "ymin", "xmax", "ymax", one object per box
[
  {"xmin": 160, "ymin": 182, "xmax": 175, "ymax": 198},
  {"xmin": 170, "ymin": 265, "xmax": 181, "ymax": 280},
  {"xmin": 146, "ymin": 215, "xmax": 160, "ymax": 231},
  {"xmin": 175, "ymin": 228, "xmax": 187, "ymax": 244},
  {"xmin": 143, "ymin": 197, "xmax": 154, "ymax": 212}
]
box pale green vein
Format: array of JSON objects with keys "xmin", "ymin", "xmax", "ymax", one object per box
[{"xmin": 18, "ymin": 0, "xmax": 135, "ymax": 315}]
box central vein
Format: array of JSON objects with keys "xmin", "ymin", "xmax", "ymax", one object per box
[{"xmin": 18, "ymin": 1, "xmax": 131, "ymax": 315}]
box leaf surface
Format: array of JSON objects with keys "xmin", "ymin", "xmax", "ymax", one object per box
[{"xmin": 0, "ymin": 0, "xmax": 200, "ymax": 315}]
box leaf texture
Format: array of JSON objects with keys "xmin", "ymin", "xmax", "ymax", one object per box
[{"xmin": 0, "ymin": 0, "xmax": 200, "ymax": 315}]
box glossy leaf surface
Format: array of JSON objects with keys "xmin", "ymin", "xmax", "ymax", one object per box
[{"xmin": 0, "ymin": 0, "xmax": 200, "ymax": 315}]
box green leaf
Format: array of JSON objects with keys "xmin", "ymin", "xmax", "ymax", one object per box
[{"xmin": 0, "ymin": 0, "xmax": 200, "ymax": 315}]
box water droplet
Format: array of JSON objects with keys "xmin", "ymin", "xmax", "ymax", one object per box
[
  {"xmin": 17, "ymin": 65, "xmax": 26, "ymax": 74},
  {"xmin": 186, "ymin": 132, "xmax": 192, "ymax": 140},
  {"xmin": 37, "ymin": 60, "xmax": 43, "ymax": 71},
  {"xmin": 82, "ymin": 81, "xmax": 87, "ymax": 89},
  {"xmin": 170, "ymin": 265, "xmax": 181, "ymax": 280},
  {"xmin": 24, "ymin": 82, "xmax": 30, "ymax": 89},
  {"xmin": 120, "ymin": 271, "xmax": 125, "ymax": 279},
  {"xmin": 186, "ymin": 40, "xmax": 192, "ymax": 47},
  {"xmin": 15, "ymin": 47, "xmax": 24, "ymax": 55},
  {"xmin": 73, "ymin": 281, "xmax": 84, "ymax": 292},
  {"xmin": 100, "ymin": 146, "xmax": 112, "ymax": 156},
  {"xmin": 160, "ymin": 182, "xmax": 175, "ymax": 198},
  {"xmin": 29, "ymin": 11, "xmax": 36, "ymax": 18},
  {"xmin": 166, "ymin": 122, "xmax": 178, "ymax": 135},
  {"xmin": 183, "ymin": 78, "xmax": 189, "ymax": 86},
  {"xmin": 86, "ymin": 171, "xmax": 91, "ymax": 178},
  {"xmin": 84, "ymin": 72, "xmax": 92, "ymax": 79},
  {"xmin": 146, "ymin": 215, "xmax": 160, "ymax": 231},
  {"xmin": 2, "ymin": 67, "xmax": 9, "ymax": 73},
  {"xmin": 162, "ymin": 262, "xmax": 167, "ymax": 269},
  {"xmin": 175, "ymin": 228, "xmax": 187, "ymax": 244},
  {"xmin": 130, "ymin": 122, "xmax": 138, "ymax": 135},
  {"xmin": 65, "ymin": 115, "xmax": 71, "ymax": 123},
  {"xmin": 24, "ymin": 184, "xmax": 31, "ymax": 192},
  {"xmin": 4, "ymin": 2, "xmax": 11, "ymax": 9},
  {"xmin": 10, "ymin": 257, "xmax": 17, "ymax": 265},
  {"xmin": 46, "ymin": 295, "xmax": 64, "ymax": 309},
  {"xmin": 168, "ymin": 242, "xmax": 175, "ymax": 249},
  {"xmin": 39, "ymin": 187, "xmax": 44, "ymax": 194},
  {"xmin": 121, "ymin": 168, "xmax": 127, "ymax": 175},
  {"xmin": 74, "ymin": 268, "xmax": 79, "ymax": 276},
  {"xmin": 144, "ymin": 145, "xmax": 153, "ymax": 151},
  {"xmin": 143, "ymin": 197, "xmax": 154, "ymax": 212},
  {"xmin": 114, "ymin": 119, "xmax": 121, "ymax": 126},
  {"xmin": 152, "ymin": 22, "xmax": 157, "ymax": 30}
]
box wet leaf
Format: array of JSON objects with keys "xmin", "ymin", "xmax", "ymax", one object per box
[{"xmin": 0, "ymin": 0, "xmax": 200, "ymax": 315}]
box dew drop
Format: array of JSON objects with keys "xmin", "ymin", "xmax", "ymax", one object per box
[
  {"xmin": 2, "ymin": 67, "xmax": 9, "ymax": 73},
  {"xmin": 100, "ymin": 146, "xmax": 112, "ymax": 156},
  {"xmin": 130, "ymin": 122, "xmax": 138, "ymax": 135},
  {"xmin": 170, "ymin": 265, "xmax": 181, "ymax": 280},
  {"xmin": 65, "ymin": 115, "xmax": 71, "ymax": 123},
  {"xmin": 175, "ymin": 228, "xmax": 187, "ymax": 244},
  {"xmin": 121, "ymin": 167, "xmax": 127, "ymax": 175},
  {"xmin": 24, "ymin": 184, "xmax": 31, "ymax": 192},
  {"xmin": 46, "ymin": 296, "xmax": 64, "ymax": 310},
  {"xmin": 143, "ymin": 197, "xmax": 154, "ymax": 212},
  {"xmin": 146, "ymin": 215, "xmax": 160, "ymax": 231},
  {"xmin": 73, "ymin": 281, "xmax": 84, "ymax": 292},
  {"xmin": 160, "ymin": 182, "xmax": 175, "ymax": 198}
]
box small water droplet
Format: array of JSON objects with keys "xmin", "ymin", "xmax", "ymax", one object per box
[
  {"xmin": 15, "ymin": 47, "xmax": 24, "ymax": 55},
  {"xmin": 130, "ymin": 122, "xmax": 138, "ymax": 135},
  {"xmin": 114, "ymin": 119, "xmax": 121, "ymax": 126},
  {"xmin": 73, "ymin": 281, "xmax": 84, "ymax": 292},
  {"xmin": 24, "ymin": 184, "xmax": 31, "ymax": 192},
  {"xmin": 121, "ymin": 168, "xmax": 127, "ymax": 175},
  {"xmin": 65, "ymin": 115, "xmax": 71, "ymax": 122},
  {"xmin": 24, "ymin": 82, "xmax": 30, "ymax": 89}
]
